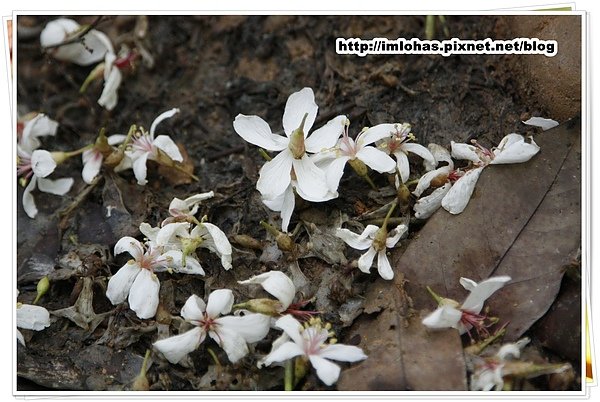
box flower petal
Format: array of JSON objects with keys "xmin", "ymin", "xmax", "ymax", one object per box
[
  {"xmin": 106, "ymin": 263, "xmax": 141, "ymax": 304},
  {"xmin": 262, "ymin": 341, "xmax": 305, "ymax": 366},
  {"xmin": 282, "ymin": 87, "xmax": 318, "ymax": 136},
  {"xmin": 459, "ymin": 277, "xmax": 478, "ymax": 292},
  {"xmin": 414, "ymin": 183, "xmax": 451, "ymax": 219},
  {"xmin": 376, "ymin": 250, "xmax": 394, "ymax": 280},
  {"xmin": 238, "ymin": 271, "xmax": 296, "ymax": 309},
  {"xmin": 256, "ymin": 149, "xmax": 293, "ymax": 199},
  {"xmin": 422, "ymin": 305, "xmax": 463, "ymax": 329},
  {"xmin": 309, "ymin": 355, "xmax": 342, "ymax": 386},
  {"xmin": 150, "ymin": 108, "xmax": 180, "ymax": 137},
  {"xmin": 22, "ymin": 176, "xmax": 38, "ymax": 218},
  {"xmin": 31, "ymin": 150, "xmax": 56, "ymax": 178},
  {"xmin": 206, "ymin": 289, "xmax": 234, "ymax": 318},
  {"xmin": 16, "ymin": 304, "xmax": 50, "ymax": 331},
  {"xmin": 157, "ymin": 222, "xmax": 190, "ymax": 247},
  {"xmin": 323, "ymin": 155, "xmax": 350, "ymax": 192},
  {"xmin": 304, "ymin": 115, "xmax": 346, "ymax": 153},
  {"xmin": 114, "ymin": 236, "xmax": 144, "ymax": 260},
  {"xmin": 490, "ymin": 134, "xmax": 540, "ymax": 165},
  {"xmin": 36, "ymin": 177, "xmax": 74, "ymax": 195},
  {"xmin": 199, "ymin": 222, "xmax": 232, "ymax": 270},
  {"xmin": 139, "ymin": 222, "xmax": 160, "ymax": 244},
  {"xmin": 132, "ymin": 151, "xmax": 150, "ymax": 186},
  {"xmin": 358, "ymin": 247, "xmax": 377, "ymax": 273},
  {"xmin": 21, "ymin": 114, "xmax": 58, "ymax": 152},
  {"xmin": 41, "ymin": 19, "xmax": 111, "ymax": 65},
  {"xmin": 359, "ymin": 123, "xmax": 396, "ymax": 146},
  {"xmin": 522, "ymin": 117, "xmax": 559, "ymax": 131},
  {"xmin": 17, "ymin": 330, "xmax": 25, "ymax": 346},
  {"xmin": 292, "ymin": 155, "xmax": 329, "ymax": 200},
  {"xmin": 180, "ymin": 294, "xmax": 207, "ymax": 321},
  {"xmin": 318, "ymin": 344, "xmax": 367, "ymax": 362},
  {"xmin": 216, "ymin": 313, "xmax": 271, "ymax": 343},
  {"xmin": 163, "ymin": 250, "xmax": 205, "ymax": 276},
  {"xmin": 209, "ymin": 326, "xmax": 249, "ymax": 363},
  {"xmin": 108, "ymin": 134, "xmax": 127, "ymax": 145},
  {"xmin": 128, "ymin": 269, "xmax": 160, "ymax": 319},
  {"xmin": 169, "ymin": 191, "xmax": 214, "ymax": 216},
  {"xmin": 356, "ymin": 146, "xmax": 396, "ymax": 173},
  {"xmin": 335, "ymin": 225, "xmax": 378, "ymax": 250},
  {"xmin": 153, "ymin": 327, "xmax": 205, "ymax": 364},
  {"xmin": 451, "ymin": 141, "xmax": 481, "ymax": 163},
  {"xmin": 97, "ymin": 63, "xmax": 122, "ymax": 111},
  {"xmin": 428, "ymin": 143, "xmax": 453, "ymax": 168},
  {"xmin": 153, "ymin": 135, "xmax": 183, "ymax": 162},
  {"xmin": 82, "ymin": 149, "xmax": 103, "ymax": 184},
  {"xmin": 385, "ymin": 224, "xmax": 407, "ymax": 248},
  {"xmin": 441, "ymin": 167, "xmax": 484, "ymax": 214},
  {"xmin": 279, "ymin": 184, "xmax": 296, "ymax": 233},
  {"xmin": 461, "ymin": 276, "xmax": 511, "ymax": 314},
  {"xmin": 233, "ymin": 114, "xmax": 288, "ymax": 151},
  {"xmin": 401, "ymin": 143, "xmax": 436, "ymax": 171},
  {"xmin": 394, "ymin": 151, "xmax": 410, "ymax": 183},
  {"xmin": 274, "ymin": 314, "xmax": 304, "ymax": 345}
]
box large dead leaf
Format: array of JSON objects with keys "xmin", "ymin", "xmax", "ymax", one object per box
[{"xmin": 338, "ymin": 119, "xmax": 580, "ymax": 390}]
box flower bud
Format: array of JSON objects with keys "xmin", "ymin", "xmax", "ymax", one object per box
[
  {"xmin": 33, "ymin": 276, "xmax": 50, "ymax": 304},
  {"xmin": 288, "ymin": 113, "xmax": 308, "ymax": 159},
  {"xmin": 348, "ymin": 158, "xmax": 368, "ymax": 178},
  {"xmin": 234, "ymin": 298, "xmax": 285, "ymax": 316}
]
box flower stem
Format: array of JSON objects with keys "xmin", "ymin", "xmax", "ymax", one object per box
[
  {"xmin": 260, "ymin": 220, "xmax": 280, "ymax": 237},
  {"xmin": 426, "ymin": 286, "xmax": 443, "ymax": 305},
  {"xmin": 172, "ymin": 163, "xmax": 199, "ymax": 181},
  {"xmin": 207, "ymin": 347, "xmax": 222, "ymax": 367},
  {"xmin": 382, "ymin": 201, "xmax": 397, "ymax": 228},
  {"xmin": 259, "ymin": 149, "xmax": 273, "ymax": 161},
  {"xmin": 140, "ymin": 349, "xmax": 151, "ymax": 376},
  {"xmin": 284, "ymin": 358, "xmax": 294, "ymax": 391},
  {"xmin": 363, "ymin": 174, "xmax": 378, "ymax": 190}
]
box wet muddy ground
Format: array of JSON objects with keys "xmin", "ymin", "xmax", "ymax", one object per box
[{"xmin": 16, "ymin": 15, "xmax": 582, "ymax": 391}]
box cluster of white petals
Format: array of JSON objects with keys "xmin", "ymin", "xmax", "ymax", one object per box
[
  {"xmin": 422, "ymin": 276, "xmax": 511, "ymax": 335},
  {"xmin": 262, "ymin": 315, "xmax": 367, "ymax": 386},
  {"xmin": 40, "ymin": 18, "xmax": 123, "ymax": 111},
  {"xmin": 17, "ymin": 114, "xmax": 74, "ymax": 218},
  {"xmin": 336, "ymin": 223, "xmax": 407, "ymax": 280},
  {"xmin": 470, "ymin": 338, "xmax": 530, "ymax": 391},
  {"xmin": 153, "ymin": 290, "xmax": 271, "ymax": 364}
]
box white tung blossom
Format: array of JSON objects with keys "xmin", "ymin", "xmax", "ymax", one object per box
[
  {"xmin": 336, "ymin": 223, "xmax": 407, "ymax": 280},
  {"xmin": 233, "ymin": 87, "xmax": 345, "ymax": 201},
  {"xmin": 162, "ymin": 191, "xmax": 215, "ymax": 225},
  {"xmin": 238, "ymin": 270, "xmax": 296, "ymax": 313},
  {"xmin": 422, "ymin": 276, "xmax": 511, "ymax": 336},
  {"xmin": 81, "ymin": 134, "xmax": 127, "ymax": 184},
  {"xmin": 470, "ymin": 338, "xmax": 530, "ymax": 391},
  {"xmin": 262, "ymin": 315, "xmax": 367, "ymax": 386},
  {"xmin": 153, "ymin": 290, "xmax": 271, "ymax": 364},
  {"xmin": 378, "ymin": 123, "xmax": 436, "ymax": 183},
  {"xmin": 40, "ymin": 18, "xmax": 113, "ymax": 66},
  {"xmin": 125, "ymin": 108, "xmax": 184, "ymax": 185},
  {"xmin": 18, "ymin": 113, "xmax": 59, "ymax": 152}
]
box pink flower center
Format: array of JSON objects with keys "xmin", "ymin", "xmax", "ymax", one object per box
[
  {"xmin": 461, "ymin": 309, "xmax": 493, "ymax": 341},
  {"xmin": 302, "ymin": 327, "xmax": 329, "ymax": 356},
  {"xmin": 132, "ymin": 133, "xmax": 155, "ymax": 154},
  {"xmin": 17, "ymin": 155, "xmax": 33, "ymax": 178},
  {"xmin": 137, "ymin": 247, "xmax": 167, "ymax": 271}
]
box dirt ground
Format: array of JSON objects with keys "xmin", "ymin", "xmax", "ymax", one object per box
[{"xmin": 16, "ymin": 15, "xmax": 582, "ymax": 391}]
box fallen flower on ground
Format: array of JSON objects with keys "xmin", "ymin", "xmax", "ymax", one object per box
[
  {"xmin": 125, "ymin": 108, "xmax": 184, "ymax": 185},
  {"xmin": 17, "ymin": 297, "xmax": 51, "ymax": 347},
  {"xmin": 162, "ymin": 191, "xmax": 215, "ymax": 225},
  {"xmin": 262, "ymin": 315, "xmax": 367, "ymax": 386},
  {"xmin": 40, "ymin": 18, "xmax": 113, "ymax": 66},
  {"xmin": 18, "ymin": 113, "xmax": 58, "ymax": 152},
  {"xmin": 153, "ymin": 290, "xmax": 271, "ymax": 364},
  {"xmin": 422, "ymin": 276, "xmax": 511, "ymax": 338},
  {"xmin": 522, "ymin": 116, "xmax": 559, "ymax": 131},
  {"xmin": 336, "ymin": 209, "xmax": 407, "ymax": 280},
  {"xmin": 233, "ymin": 87, "xmax": 345, "ymax": 200}
]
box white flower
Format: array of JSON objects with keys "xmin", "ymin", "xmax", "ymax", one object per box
[
  {"xmin": 313, "ymin": 121, "xmax": 396, "ymax": 191},
  {"xmin": 336, "ymin": 224, "xmax": 407, "ymax": 280},
  {"xmin": 162, "ymin": 191, "xmax": 215, "ymax": 225},
  {"xmin": 40, "ymin": 18, "xmax": 113, "ymax": 66},
  {"xmin": 522, "ymin": 117, "xmax": 559, "ymax": 131},
  {"xmin": 233, "ymin": 87, "xmax": 345, "ymax": 200},
  {"xmin": 470, "ymin": 338, "xmax": 530, "ymax": 391},
  {"xmin": 17, "ymin": 300, "xmax": 51, "ymax": 346},
  {"xmin": 81, "ymin": 134, "xmax": 126, "ymax": 184},
  {"xmin": 155, "ymin": 221, "xmax": 233, "ymax": 270},
  {"xmin": 106, "ymin": 236, "xmax": 204, "ymax": 319},
  {"xmin": 238, "ymin": 271, "xmax": 296, "ymax": 312},
  {"xmin": 377, "ymin": 123, "xmax": 436, "ymax": 183},
  {"xmin": 422, "ymin": 276, "xmax": 511, "ymax": 335},
  {"xmin": 153, "ymin": 290, "xmax": 271, "ymax": 364},
  {"xmin": 18, "ymin": 113, "xmax": 58, "ymax": 153},
  {"xmin": 17, "ymin": 147, "xmax": 73, "ymax": 218},
  {"xmin": 262, "ymin": 315, "xmax": 367, "ymax": 386},
  {"xmin": 440, "ymin": 134, "xmax": 540, "ymax": 214},
  {"xmin": 126, "ymin": 108, "xmax": 184, "ymax": 185}
]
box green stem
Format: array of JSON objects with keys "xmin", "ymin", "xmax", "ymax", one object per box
[
  {"xmin": 172, "ymin": 163, "xmax": 199, "ymax": 181},
  {"xmin": 140, "ymin": 349, "xmax": 151, "ymax": 376},
  {"xmin": 118, "ymin": 124, "xmax": 137, "ymax": 152},
  {"xmin": 284, "ymin": 359, "xmax": 294, "ymax": 391},
  {"xmin": 382, "ymin": 202, "xmax": 397, "ymax": 227},
  {"xmin": 207, "ymin": 347, "xmax": 222, "ymax": 367},
  {"xmin": 259, "ymin": 149, "xmax": 273, "ymax": 161},
  {"xmin": 363, "ymin": 174, "xmax": 378, "ymax": 190},
  {"xmin": 426, "ymin": 286, "xmax": 443, "ymax": 305},
  {"xmin": 260, "ymin": 220, "xmax": 280, "ymax": 237}
]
